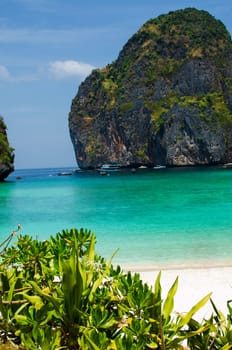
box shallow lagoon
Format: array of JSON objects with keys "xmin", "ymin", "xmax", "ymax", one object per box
[{"xmin": 1, "ymin": 165, "xmax": 232, "ymax": 269}]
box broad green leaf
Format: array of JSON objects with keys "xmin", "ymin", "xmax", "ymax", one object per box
[
  {"xmin": 210, "ymin": 297, "xmax": 226, "ymax": 325},
  {"xmin": 88, "ymin": 249, "xmax": 118, "ymax": 302},
  {"xmin": 22, "ymin": 294, "xmax": 44, "ymax": 310},
  {"xmin": 20, "ymin": 332, "xmax": 38, "ymax": 350},
  {"xmin": 151, "ymin": 271, "xmax": 162, "ymax": 319},
  {"xmin": 29, "ymin": 280, "xmax": 61, "ymax": 313},
  {"xmin": 162, "ymin": 276, "xmax": 178, "ymax": 321},
  {"xmin": 7, "ymin": 269, "xmax": 17, "ymax": 302},
  {"xmin": 100, "ymin": 318, "xmax": 117, "ymax": 329},
  {"xmin": 62, "ymin": 248, "xmax": 86, "ymax": 324},
  {"xmin": 154, "ymin": 271, "xmax": 162, "ymax": 301},
  {"xmin": 87, "ymin": 234, "xmax": 95, "ymax": 262},
  {"xmin": 14, "ymin": 314, "xmax": 29, "ymax": 325},
  {"xmin": 84, "ymin": 334, "xmax": 102, "ymax": 350},
  {"xmin": 167, "ymin": 324, "xmax": 210, "ymax": 348},
  {"xmin": 40, "ymin": 309, "xmax": 61, "ymax": 326},
  {"xmin": 77, "ymin": 258, "xmax": 86, "ymax": 290},
  {"xmin": 146, "ymin": 342, "xmax": 159, "ymax": 349},
  {"xmin": 176, "ymin": 292, "xmax": 212, "ymax": 329},
  {"xmin": 220, "ymin": 344, "xmax": 232, "ymax": 350}
]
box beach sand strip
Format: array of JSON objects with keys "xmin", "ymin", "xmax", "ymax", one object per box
[{"xmin": 135, "ymin": 267, "xmax": 232, "ymax": 320}]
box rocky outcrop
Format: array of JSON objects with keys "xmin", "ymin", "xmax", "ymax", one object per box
[
  {"xmin": 69, "ymin": 8, "xmax": 232, "ymax": 169},
  {"xmin": 0, "ymin": 116, "xmax": 14, "ymax": 180}
]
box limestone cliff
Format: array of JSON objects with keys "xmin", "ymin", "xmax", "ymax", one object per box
[
  {"xmin": 69, "ymin": 8, "xmax": 232, "ymax": 169},
  {"xmin": 0, "ymin": 116, "xmax": 14, "ymax": 180}
]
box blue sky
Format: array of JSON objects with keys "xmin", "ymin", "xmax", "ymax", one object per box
[{"xmin": 1, "ymin": 0, "xmax": 232, "ymax": 169}]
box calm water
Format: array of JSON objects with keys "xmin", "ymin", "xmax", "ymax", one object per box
[{"xmin": 1, "ymin": 166, "xmax": 232, "ymax": 269}]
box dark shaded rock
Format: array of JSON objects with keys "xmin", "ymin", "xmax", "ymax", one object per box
[
  {"xmin": 0, "ymin": 116, "xmax": 14, "ymax": 181},
  {"xmin": 69, "ymin": 8, "xmax": 232, "ymax": 169}
]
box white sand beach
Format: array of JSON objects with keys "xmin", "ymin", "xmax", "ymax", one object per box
[{"xmin": 136, "ymin": 266, "xmax": 232, "ymax": 320}]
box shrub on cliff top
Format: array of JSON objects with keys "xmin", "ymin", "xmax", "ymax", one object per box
[{"xmin": 0, "ymin": 117, "xmax": 14, "ymax": 166}]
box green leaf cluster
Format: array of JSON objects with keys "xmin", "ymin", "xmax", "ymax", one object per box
[{"xmin": 0, "ymin": 228, "xmax": 232, "ymax": 349}]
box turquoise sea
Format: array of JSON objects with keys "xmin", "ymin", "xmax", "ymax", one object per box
[{"xmin": 1, "ymin": 166, "xmax": 232, "ymax": 270}]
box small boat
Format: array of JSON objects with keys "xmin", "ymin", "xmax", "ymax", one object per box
[
  {"xmin": 223, "ymin": 163, "xmax": 232, "ymax": 169},
  {"xmin": 57, "ymin": 171, "xmax": 73, "ymax": 176},
  {"xmin": 153, "ymin": 165, "xmax": 166, "ymax": 169},
  {"xmin": 99, "ymin": 170, "xmax": 107, "ymax": 176},
  {"xmin": 98, "ymin": 163, "xmax": 121, "ymax": 171}
]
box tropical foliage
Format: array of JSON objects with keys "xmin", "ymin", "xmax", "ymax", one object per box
[{"xmin": 0, "ymin": 228, "xmax": 232, "ymax": 349}]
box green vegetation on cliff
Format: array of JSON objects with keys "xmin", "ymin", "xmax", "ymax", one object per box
[
  {"xmin": 0, "ymin": 117, "xmax": 14, "ymax": 165},
  {"xmin": 0, "ymin": 117, "xmax": 14, "ymax": 180},
  {"xmin": 99, "ymin": 7, "xmax": 232, "ymax": 107}
]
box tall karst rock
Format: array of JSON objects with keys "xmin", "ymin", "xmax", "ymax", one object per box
[
  {"xmin": 69, "ymin": 8, "xmax": 232, "ymax": 169},
  {"xmin": 0, "ymin": 116, "xmax": 14, "ymax": 180}
]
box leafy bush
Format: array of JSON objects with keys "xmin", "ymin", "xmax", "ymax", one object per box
[{"xmin": 0, "ymin": 228, "xmax": 232, "ymax": 349}]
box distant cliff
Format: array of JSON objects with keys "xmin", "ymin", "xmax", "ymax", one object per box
[
  {"xmin": 69, "ymin": 8, "xmax": 232, "ymax": 169},
  {"xmin": 0, "ymin": 116, "xmax": 14, "ymax": 180}
]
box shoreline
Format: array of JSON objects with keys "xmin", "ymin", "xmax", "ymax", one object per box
[
  {"xmin": 119, "ymin": 259, "xmax": 232, "ymax": 272},
  {"xmin": 129, "ymin": 266, "xmax": 232, "ymax": 320}
]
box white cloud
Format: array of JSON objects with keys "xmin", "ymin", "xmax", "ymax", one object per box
[
  {"xmin": 0, "ymin": 65, "xmax": 10, "ymax": 80},
  {"xmin": 0, "ymin": 60, "xmax": 95, "ymax": 83},
  {"xmin": 49, "ymin": 60, "xmax": 95, "ymax": 79}
]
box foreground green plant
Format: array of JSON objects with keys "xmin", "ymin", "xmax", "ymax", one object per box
[{"xmin": 0, "ymin": 228, "xmax": 231, "ymax": 349}]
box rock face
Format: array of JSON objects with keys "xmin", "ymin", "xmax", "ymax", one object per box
[
  {"xmin": 69, "ymin": 8, "xmax": 232, "ymax": 169},
  {"xmin": 0, "ymin": 116, "xmax": 14, "ymax": 180}
]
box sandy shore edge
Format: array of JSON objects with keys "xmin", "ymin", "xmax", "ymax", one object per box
[{"xmin": 126, "ymin": 266, "xmax": 232, "ymax": 320}]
